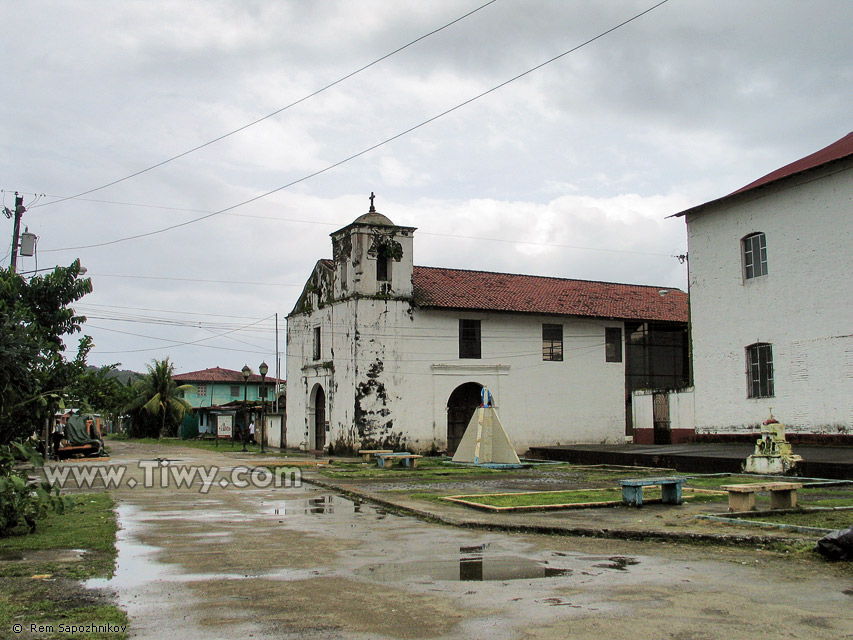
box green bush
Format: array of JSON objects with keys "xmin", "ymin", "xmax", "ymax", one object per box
[{"xmin": 0, "ymin": 443, "xmax": 72, "ymax": 536}]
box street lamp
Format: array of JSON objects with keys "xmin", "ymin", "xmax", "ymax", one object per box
[
  {"xmin": 241, "ymin": 365, "xmax": 251, "ymax": 452},
  {"xmin": 259, "ymin": 361, "xmax": 268, "ymax": 453}
]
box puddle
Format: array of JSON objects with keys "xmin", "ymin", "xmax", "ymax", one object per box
[
  {"xmin": 263, "ymin": 494, "xmax": 386, "ymax": 519},
  {"xmin": 85, "ymin": 503, "xmax": 176, "ymax": 590},
  {"xmin": 592, "ymin": 556, "xmax": 641, "ymax": 571},
  {"xmin": 0, "ymin": 549, "xmax": 87, "ymax": 564},
  {"xmin": 358, "ymin": 554, "xmax": 571, "ymax": 582}
]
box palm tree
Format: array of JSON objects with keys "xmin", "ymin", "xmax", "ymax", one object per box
[{"xmin": 126, "ymin": 358, "xmax": 194, "ymax": 438}]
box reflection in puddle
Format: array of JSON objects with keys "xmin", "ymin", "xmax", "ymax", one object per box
[
  {"xmin": 361, "ymin": 555, "xmax": 571, "ymax": 582},
  {"xmin": 86, "ymin": 504, "xmax": 174, "ymax": 590},
  {"xmin": 265, "ymin": 494, "xmax": 387, "ymax": 520},
  {"xmin": 591, "ymin": 556, "xmax": 640, "ymax": 571}
]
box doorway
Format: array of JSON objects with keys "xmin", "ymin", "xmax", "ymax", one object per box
[
  {"xmin": 652, "ymin": 392, "xmax": 671, "ymax": 445},
  {"xmin": 312, "ymin": 385, "xmax": 326, "ymax": 450},
  {"xmin": 446, "ymin": 382, "xmax": 483, "ymax": 455}
]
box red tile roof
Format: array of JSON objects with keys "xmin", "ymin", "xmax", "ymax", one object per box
[
  {"xmin": 674, "ymin": 131, "xmax": 853, "ymax": 218},
  {"xmin": 173, "ymin": 367, "xmax": 283, "ymax": 385},
  {"xmin": 413, "ymin": 266, "xmax": 687, "ymax": 322},
  {"xmin": 729, "ymin": 131, "xmax": 853, "ymax": 197}
]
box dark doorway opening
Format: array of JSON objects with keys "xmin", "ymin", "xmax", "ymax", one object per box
[
  {"xmin": 314, "ymin": 386, "xmax": 326, "ymax": 449},
  {"xmin": 653, "ymin": 392, "xmax": 671, "ymax": 445},
  {"xmin": 447, "ymin": 382, "xmax": 483, "ymax": 455}
]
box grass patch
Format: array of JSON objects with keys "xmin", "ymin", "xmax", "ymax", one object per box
[
  {"xmin": 319, "ymin": 457, "xmax": 508, "ymax": 480},
  {"xmin": 0, "ymin": 493, "xmax": 127, "ymax": 638},
  {"xmin": 741, "ymin": 510, "xmax": 853, "ymax": 530},
  {"xmin": 455, "ymin": 488, "xmax": 624, "ymax": 508},
  {"xmin": 441, "ymin": 486, "xmax": 722, "ymax": 511}
]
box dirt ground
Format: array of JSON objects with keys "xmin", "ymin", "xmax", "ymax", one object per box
[{"xmin": 52, "ymin": 441, "xmax": 853, "ymax": 639}]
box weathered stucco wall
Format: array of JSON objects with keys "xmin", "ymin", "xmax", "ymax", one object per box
[
  {"xmin": 686, "ymin": 161, "xmax": 853, "ymax": 436},
  {"xmin": 287, "ymin": 296, "xmax": 628, "ymax": 452}
]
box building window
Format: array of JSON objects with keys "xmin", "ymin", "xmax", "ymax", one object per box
[
  {"xmin": 605, "ymin": 327, "xmax": 622, "ymax": 362},
  {"xmin": 230, "ymin": 385, "xmax": 240, "ymax": 398},
  {"xmin": 259, "ymin": 385, "xmax": 268, "ymax": 398},
  {"xmin": 197, "ymin": 384, "xmax": 207, "ymax": 397},
  {"xmin": 459, "ymin": 319, "xmax": 481, "ymax": 359},
  {"xmin": 742, "ymin": 232, "xmax": 768, "ymax": 280},
  {"xmin": 313, "ymin": 326, "xmax": 321, "ymax": 361},
  {"xmin": 542, "ymin": 324, "xmax": 563, "ymax": 361},
  {"xmin": 746, "ymin": 343, "xmax": 774, "ymax": 398},
  {"xmin": 377, "ymin": 256, "xmax": 389, "ymax": 282}
]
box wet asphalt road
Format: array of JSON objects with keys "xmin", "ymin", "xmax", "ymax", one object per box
[{"xmin": 78, "ymin": 441, "xmax": 853, "ymax": 639}]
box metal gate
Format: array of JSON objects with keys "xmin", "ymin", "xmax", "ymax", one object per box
[{"xmin": 652, "ymin": 393, "xmax": 671, "ymax": 445}]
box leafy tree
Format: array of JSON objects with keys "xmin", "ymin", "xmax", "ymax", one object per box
[
  {"xmin": 0, "ymin": 261, "xmax": 92, "ymax": 445},
  {"xmin": 126, "ymin": 358, "xmax": 193, "ymax": 438},
  {"xmin": 68, "ymin": 364, "xmax": 137, "ymax": 423}
]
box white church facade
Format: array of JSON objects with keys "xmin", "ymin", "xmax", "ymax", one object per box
[{"xmin": 286, "ymin": 203, "xmax": 689, "ymax": 454}]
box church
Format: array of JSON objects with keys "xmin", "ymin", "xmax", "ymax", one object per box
[{"xmin": 285, "ymin": 198, "xmax": 689, "ymax": 454}]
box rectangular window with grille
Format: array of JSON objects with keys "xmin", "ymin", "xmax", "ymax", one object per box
[
  {"xmin": 197, "ymin": 384, "xmax": 207, "ymax": 397},
  {"xmin": 230, "ymin": 385, "xmax": 239, "ymax": 397},
  {"xmin": 746, "ymin": 343, "xmax": 774, "ymax": 398},
  {"xmin": 459, "ymin": 319, "xmax": 481, "ymax": 359},
  {"xmin": 542, "ymin": 324, "xmax": 563, "ymax": 361}
]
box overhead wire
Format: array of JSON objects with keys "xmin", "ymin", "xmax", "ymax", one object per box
[
  {"xmin": 42, "ymin": 0, "xmax": 671, "ymax": 253},
  {"xmin": 23, "ymin": 192, "xmax": 680, "ymax": 259},
  {"xmin": 86, "ymin": 312, "xmax": 276, "ymax": 355},
  {"xmin": 75, "ymin": 301, "xmax": 273, "ymax": 320},
  {"xmin": 30, "ymin": 0, "xmax": 500, "ymax": 210}
]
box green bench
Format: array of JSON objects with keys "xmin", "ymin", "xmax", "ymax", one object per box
[{"xmin": 619, "ymin": 477, "xmax": 687, "ymax": 507}]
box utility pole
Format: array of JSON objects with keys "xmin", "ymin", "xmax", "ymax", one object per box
[
  {"xmin": 4, "ymin": 193, "xmax": 26, "ymax": 272},
  {"xmin": 275, "ymin": 312, "xmax": 280, "ymax": 414}
]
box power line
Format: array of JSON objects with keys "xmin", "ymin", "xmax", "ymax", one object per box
[
  {"xmin": 85, "ymin": 273, "xmax": 302, "ymax": 287},
  {"xmin": 42, "ymin": 0, "xmax": 670, "ymax": 253},
  {"xmin": 86, "ymin": 313, "xmax": 276, "ymax": 355},
  {"xmin": 75, "ymin": 302, "xmax": 270, "ymax": 321},
  {"xmin": 30, "ymin": 1, "xmax": 499, "ymax": 210},
  {"xmin": 26, "ymin": 192, "xmax": 679, "ymax": 258}
]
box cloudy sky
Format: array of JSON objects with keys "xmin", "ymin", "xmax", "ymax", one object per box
[{"xmin": 2, "ymin": 0, "xmax": 850, "ymax": 377}]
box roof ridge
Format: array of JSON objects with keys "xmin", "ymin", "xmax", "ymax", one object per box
[
  {"xmin": 729, "ymin": 130, "xmax": 853, "ymax": 197},
  {"xmin": 414, "ymin": 264, "xmax": 684, "ymax": 293}
]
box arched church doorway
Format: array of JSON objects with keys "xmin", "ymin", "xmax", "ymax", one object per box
[
  {"xmin": 446, "ymin": 382, "xmax": 483, "ymax": 455},
  {"xmin": 312, "ymin": 385, "xmax": 326, "ymax": 450}
]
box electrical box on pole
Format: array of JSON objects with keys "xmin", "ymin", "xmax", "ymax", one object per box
[{"xmin": 20, "ymin": 230, "xmax": 36, "ymax": 257}]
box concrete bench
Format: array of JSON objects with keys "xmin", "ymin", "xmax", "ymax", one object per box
[
  {"xmin": 358, "ymin": 449, "xmax": 393, "ymax": 462},
  {"xmin": 619, "ymin": 477, "xmax": 687, "ymax": 507},
  {"xmin": 375, "ymin": 453, "xmax": 423, "ymax": 469},
  {"xmin": 719, "ymin": 482, "xmax": 803, "ymax": 512}
]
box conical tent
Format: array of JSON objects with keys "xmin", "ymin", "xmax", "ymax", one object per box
[{"xmin": 451, "ymin": 401, "xmax": 520, "ymax": 466}]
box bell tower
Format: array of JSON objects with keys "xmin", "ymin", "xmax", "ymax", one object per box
[{"xmin": 331, "ymin": 193, "xmax": 416, "ymax": 300}]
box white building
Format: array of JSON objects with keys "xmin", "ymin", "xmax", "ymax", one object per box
[
  {"xmin": 670, "ymin": 131, "xmax": 853, "ymax": 443},
  {"xmin": 286, "ymin": 204, "xmax": 688, "ymax": 454}
]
